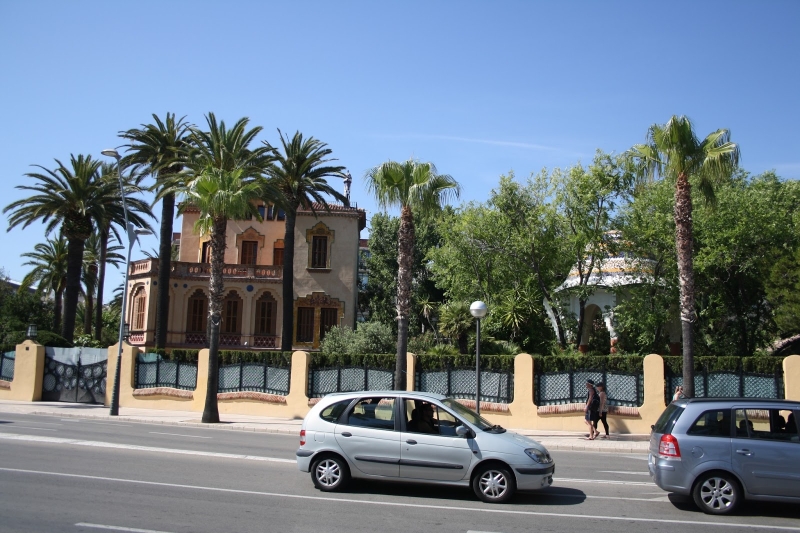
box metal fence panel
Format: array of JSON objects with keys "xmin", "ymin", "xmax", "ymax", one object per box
[
  {"xmin": 664, "ymin": 367, "xmax": 783, "ymax": 404},
  {"xmin": 415, "ymin": 366, "xmax": 514, "ymax": 404},
  {"xmin": 535, "ymin": 369, "xmax": 642, "ymax": 407},
  {"xmin": 217, "ymin": 362, "xmax": 290, "ymax": 396},
  {"xmin": 135, "ymin": 354, "xmax": 198, "ymax": 391},
  {"xmin": 1, "ymin": 351, "xmax": 14, "ymax": 381},
  {"xmin": 308, "ymin": 365, "xmax": 394, "ymax": 398}
]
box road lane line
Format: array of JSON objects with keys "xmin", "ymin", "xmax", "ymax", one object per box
[
  {"xmin": 76, "ymin": 523, "xmax": 176, "ymax": 533},
  {"xmin": 10, "ymin": 426, "xmax": 57, "ymax": 431},
  {"xmin": 149, "ymin": 432, "xmax": 211, "ymax": 439},
  {"xmin": 3, "ymin": 467, "xmax": 800, "ymax": 532},
  {"xmin": 0, "ymin": 433, "xmax": 293, "ymax": 463},
  {"xmin": 597, "ymin": 471, "xmax": 650, "ymax": 475}
]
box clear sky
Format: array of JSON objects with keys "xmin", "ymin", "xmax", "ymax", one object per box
[{"xmin": 1, "ymin": 1, "xmax": 798, "ymax": 295}]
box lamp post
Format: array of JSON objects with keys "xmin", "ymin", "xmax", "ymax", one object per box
[
  {"xmin": 470, "ymin": 301, "xmax": 487, "ymax": 415},
  {"xmin": 101, "ymin": 148, "xmax": 150, "ymax": 416}
]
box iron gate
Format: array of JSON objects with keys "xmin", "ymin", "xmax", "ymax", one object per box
[{"xmin": 41, "ymin": 347, "xmax": 108, "ymax": 403}]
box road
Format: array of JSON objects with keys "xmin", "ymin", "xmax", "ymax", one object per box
[{"xmin": 0, "ymin": 412, "xmax": 798, "ymax": 533}]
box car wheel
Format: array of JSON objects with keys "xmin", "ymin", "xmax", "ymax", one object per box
[
  {"xmin": 472, "ymin": 464, "xmax": 516, "ymax": 503},
  {"xmin": 692, "ymin": 472, "xmax": 741, "ymax": 515},
  {"xmin": 311, "ymin": 455, "xmax": 350, "ymax": 492}
]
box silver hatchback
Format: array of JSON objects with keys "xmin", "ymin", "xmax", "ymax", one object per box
[
  {"xmin": 649, "ymin": 398, "xmax": 800, "ymax": 514},
  {"xmin": 296, "ymin": 391, "xmax": 555, "ymax": 503}
]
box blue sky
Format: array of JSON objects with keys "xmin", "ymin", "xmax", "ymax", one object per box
[{"xmin": 1, "ymin": 1, "xmax": 798, "ymax": 294}]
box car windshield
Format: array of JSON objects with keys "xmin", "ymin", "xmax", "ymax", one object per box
[{"xmin": 441, "ymin": 398, "xmax": 495, "ymax": 431}]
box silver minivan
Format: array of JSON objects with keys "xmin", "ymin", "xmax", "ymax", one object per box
[
  {"xmin": 649, "ymin": 398, "xmax": 800, "ymax": 514},
  {"xmin": 296, "ymin": 390, "xmax": 555, "ymax": 503}
]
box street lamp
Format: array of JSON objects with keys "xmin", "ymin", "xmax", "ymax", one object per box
[
  {"xmin": 26, "ymin": 323, "xmax": 38, "ymax": 341},
  {"xmin": 470, "ymin": 301, "xmax": 488, "ymax": 415},
  {"xmin": 101, "ymin": 148, "xmax": 151, "ymax": 416}
]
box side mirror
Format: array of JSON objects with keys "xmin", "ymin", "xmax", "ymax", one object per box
[
  {"xmin": 456, "ymin": 425, "xmax": 470, "ymax": 438},
  {"xmin": 651, "ymin": 424, "xmax": 655, "ymax": 431}
]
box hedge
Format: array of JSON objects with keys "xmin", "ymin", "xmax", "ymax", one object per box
[
  {"xmin": 532, "ymin": 355, "xmax": 645, "ymax": 374},
  {"xmin": 218, "ymin": 350, "xmax": 292, "ymax": 367},
  {"xmin": 416, "ymin": 354, "xmax": 516, "ymax": 373}
]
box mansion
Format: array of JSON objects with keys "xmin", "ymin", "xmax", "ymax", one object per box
[{"xmin": 124, "ymin": 202, "xmax": 366, "ymax": 351}]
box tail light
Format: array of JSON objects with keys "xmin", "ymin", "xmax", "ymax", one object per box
[
  {"xmin": 659, "ymin": 434, "xmax": 681, "ymax": 458},
  {"xmin": 300, "ymin": 429, "xmax": 306, "ymax": 446}
]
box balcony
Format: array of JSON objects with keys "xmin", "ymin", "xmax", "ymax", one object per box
[
  {"xmin": 128, "ymin": 259, "xmax": 282, "ymax": 282},
  {"xmin": 128, "ymin": 330, "xmax": 281, "ymax": 350}
]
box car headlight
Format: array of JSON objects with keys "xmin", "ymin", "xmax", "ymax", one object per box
[{"xmin": 525, "ymin": 448, "xmax": 552, "ymax": 464}]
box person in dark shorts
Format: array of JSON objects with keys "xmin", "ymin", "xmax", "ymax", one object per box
[
  {"xmin": 593, "ymin": 382, "xmax": 610, "ymax": 439},
  {"xmin": 585, "ymin": 379, "xmax": 599, "ymax": 440}
]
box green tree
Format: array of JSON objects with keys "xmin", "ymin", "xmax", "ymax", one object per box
[
  {"xmin": 263, "ymin": 131, "xmax": 346, "ymax": 351},
  {"xmin": 121, "ymin": 113, "xmax": 191, "ymax": 348},
  {"xmin": 4, "ymin": 155, "xmax": 117, "ymax": 342},
  {"xmin": 629, "ymin": 116, "xmax": 740, "ymax": 397},
  {"xmin": 438, "ymin": 300, "xmax": 473, "ymax": 354},
  {"xmin": 364, "ymin": 160, "xmax": 460, "ymax": 389},
  {"xmin": 81, "ymin": 230, "xmax": 124, "ymax": 336},
  {"xmin": 0, "ymin": 268, "xmax": 55, "ymax": 344},
  {"xmin": 20, "ymin": 237, "xmax": 68, "ymax": 332}
]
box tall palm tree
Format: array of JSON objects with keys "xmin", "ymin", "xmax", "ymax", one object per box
[
  {"xmin": 93, "ymin": 163, "xmax": 153, "ymax": 341},
  {"xmin": 20, "ymin": 236, "xmax": 69, "ymax": 332},
  {"xmin": 121, "ymin": 113, "xmax": 191, "ymax": 348},
  {"xmin": 172, "ymin": 167, "xmax": 265, "ymax": 423},
  {"xmin": 82, "ymin": 230, "xmax": 125, "ymax": 336},
  {"xmin": 365, "ymin": 160, "xmax": 460, "ymax": 389},
  {"xmin": 629, "ymin": 116, "xmax": 739, "ymax": 397},
  {"xmin": 264, "ymin": 130, "xmax": 347, "ymax": 351},
  {"xmin": 4, "ymin": 155, "xmax": 117, "ymax": 342}
]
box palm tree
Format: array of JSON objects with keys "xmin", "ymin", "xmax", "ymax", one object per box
[
  {"xmin": 264, "ymin": 130, "xmax": 347, "ymax": 351},
  {"xmin": 172, "ymin": 166, "xmax": 265, "ymax": 423},
  {"xmin": 4, "ymin": 155, "xmax": 118, "ymax": 342},
  {"xmin": 438, "ymin": 300, "xmax": 473, "ymax": 354},
  {"xmin": 365, "ymin": 160, "xmax": 460, "ymax": 389},
  {"xmin": 82, "ymin": 230, "xmax": 125, "ymax": 336},
  {"xmin": 121, "ymin": 113, "xmax": 191, "ymax": 348},
  {"xmin": 629, "ymin": 116, "xmax": 739, "ymax": 397},
  {"xmin": 20, "ymin": 236, "xmax": 69, "ymax": 332},
  {"xmin": 93, "ymin": 163, "xmax": 153, "ymax": 341},
  {"xmin": 167, "ymin": 113, "xmax": 277, "ymax": 423}
]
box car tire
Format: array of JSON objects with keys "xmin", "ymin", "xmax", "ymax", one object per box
[
  {"xmin": 472, "ymin": 464, "xmax": 516, "ymax": 503},
  {"xmin": 692, "ymin": 471, "xmax": 741, "ymax": 515},
  {"xmin": 311, "ymin": 455, "xmax": 350, "ymax": 492}
]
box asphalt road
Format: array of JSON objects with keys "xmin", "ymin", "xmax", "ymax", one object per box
[{"xmin": 1, "ymin": 412, "xmax": 798, "ymax": 533}]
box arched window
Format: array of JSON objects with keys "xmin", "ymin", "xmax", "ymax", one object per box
[
  {"xmin": 255, "ymin": 292, "xmax": 277, "ymax": 335},
  {"xmin": 186, "ymin": 289, "xmax": 208, "ymax": 333},
  {"xmin": 222, "ymin": 291, "xmax": 242, "ymax": 335},
  {"xmin": 132, "ymin": 287, "xmax": 146, "ymax": 330}
]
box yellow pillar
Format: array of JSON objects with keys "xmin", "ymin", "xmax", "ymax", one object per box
[
  {"xmin": 0, "ymin": 340, "xmax": 45, "ymax": 401},
  {"xmin": 286, "ymin": 350, "xmax": 311, "ymax": 418},
  {"xmin": 638, "ymin": 353, "xmax": 666, "ymax": 428},
  {"xmin": 783, "ymin": 355, "xmax": 800, "ymax": 401},
  {"xmin": 508, "ymin": 353, "xmax": 538, "ymax": 429},
  {"xmin": 406, "ymin": 353, "xmax": 416, "ymax": 391},
  {"xmin": 191, "ymin": 348, "xmax": 210, "ymax": 412}
]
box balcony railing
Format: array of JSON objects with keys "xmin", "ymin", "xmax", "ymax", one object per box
[
  {"xmin": 128, "ymin": 259, "xmax": 282, "ymax": 282},
  {"xmin": 129, "ymin": 330, "xmax": 281, "ymax": 350}
]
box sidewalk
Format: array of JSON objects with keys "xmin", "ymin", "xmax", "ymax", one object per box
[{"xmin": 0, "ymin": 400, "xmax": 650, "ymax": 454}]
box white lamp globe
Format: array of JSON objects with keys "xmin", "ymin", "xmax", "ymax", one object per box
[{"xmin": 470, "ymin": 301, "xmax": 488, "ymax": 318}]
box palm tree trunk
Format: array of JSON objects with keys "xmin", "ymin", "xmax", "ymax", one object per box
[
  {"xmin": 575, "ymin": 298, "xmax": 587, "ymax": 350},
  {"xmin": 202, "ymin": 216, "xmax": 227, "ymax": 424},
  {"xmin": 280, "ymin": 211, "xmax": 296, "ymax": 352},
  {"xmin": 53, "ymin": 287, "xmax": 63, "ymax": 333},
  {"xmin": 94, "ymin": 228, "xmax": 109, "ymax": 341},
  {"xmin": 62, "ymin": 237, "xmax": 85, "ymax": 343},
  {"xmin": 675, "ymin": 173, "xmax": 696, "ymax": 397},
  {"xmin": 84, "ymin": 291, "xmax": 94, "ymax": 336},
  {"xmin": 155, "ymin": 191, "xmax": 175, "ymax": 349},
  {"xmin": 395, "ymin": 206, "xmax": 415, "ymax": 390}
]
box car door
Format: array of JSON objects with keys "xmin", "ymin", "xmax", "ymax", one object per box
[
  {"xmin": 399, "ymin": 399, "xmax": 474, "ymax": 481},
  {"xmin": 334, "ymin": 396, "xmax": 400, "ymax": 477},
  {"xmin": 731, "ymin": 408, "xmax": 800, "ymax": 498}
]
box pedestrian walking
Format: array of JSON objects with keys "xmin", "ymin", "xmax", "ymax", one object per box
[
  {"xmin": 593, "ymin": 382, "xmax": 610, "ymax": 439},
  {"xmin": 584, "ymin": 379, "xmax": 600, "ymax": 440}
]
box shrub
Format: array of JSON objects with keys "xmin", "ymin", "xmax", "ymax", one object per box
[
  {"xmin": 310, "ymin": 352, "xmax": 396, "ymax": 369},
  {"xmin": 2, "ymin": 330, "xmax": 72, "ymax": 348},
  {"xmin": 320, "ymin": 322, "xmax": 395, "ymax": 356}
]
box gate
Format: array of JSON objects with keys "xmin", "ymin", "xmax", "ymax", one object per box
[{"xmin": 42, "ymin": 347, "xmax": 108, "ymax": 403}]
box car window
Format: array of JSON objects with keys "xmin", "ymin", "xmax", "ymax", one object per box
[
  {"xmin": 405, "ymin": 399, "xmax": 462, "ymax": 436},
  {"xmin": 687, "ymin": 409, "xmax": 731, "ymax": 437},
  {"xmin": 345, "ymin": 397, "xmax": 396, "ymax": 430},
  {"xmin": 735, "ymin": 408, "xmax": 799, "ymax": 442},
  {"xmin": 653, "ymin": 403, "xmax": 684, "ymax": 435},
  {"xmin": 319, "ymin": 399, "xmax": 351, "ymax": 423}
]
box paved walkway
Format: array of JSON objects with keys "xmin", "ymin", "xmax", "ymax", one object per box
[{"xmin": 0, "ymin": 400, "xmax": 650, "ymax": 454}]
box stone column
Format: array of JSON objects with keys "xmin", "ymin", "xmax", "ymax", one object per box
[
  {"xmin": 286, "ymin": 350, "xmax": 311, "ymax": 418},
  {"xmin": 406, "ymin": 353, "xmax": 416, "ymax": 391},
  {"xmin": 783, "ymin": 355, "xmax": 800, "ymax": 402},
  {"xmin": 508, "ymin": 353, "xmax": 538, "ymax": 429},
  {"xmin": 0, "ymin": 340, "xmax": 45, "ymax": 401}
]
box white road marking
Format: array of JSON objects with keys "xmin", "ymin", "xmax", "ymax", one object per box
[
  {"xmin": 597, "ymin": 470, "xmax": 650, "ymax": 475},
  {"xmin": 0, "ymin": 433, "xmax": 293, "ymax": 463},
  {"xmin": 539, "ymin": 491, "xmax": 669, "ymax": 502},
  {"xmin": 11, "ymin": 426, "xmax": 57, "ymax": 431},
  {"xmin": 61, "ymin": 420, "xmax": 132, "ymax": 427},
  {"xmin": 76, "ymin": 523, "xmax": 176, "ymax": 533},
  {"xmin": 149, "ymin": 432, "xmax": 211, "ymax": 439},
  {"xmin": 556, "ymin": 477, "xmax": 655, "ymax": 486},
  {"xmin": 3, "ymin": 467, "xmax": 799, "ymax": 532}
]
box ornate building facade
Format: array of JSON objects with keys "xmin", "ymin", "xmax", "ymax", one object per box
[{"xmin": 124, "ymin": 202, "xmax": 366, "ymax": 351}]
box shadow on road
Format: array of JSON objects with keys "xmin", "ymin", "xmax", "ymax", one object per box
[
  {"xmin": 667, "ymin": 493, "xmax": 800, "ymax": 520},
  {"xmin": 345, "ymin": 479, "xmax": 584, "ymax": 506}
]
